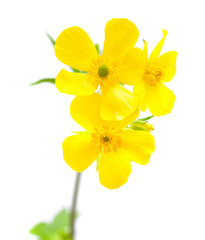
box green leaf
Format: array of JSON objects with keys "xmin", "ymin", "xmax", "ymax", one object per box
[
  {"xmin": 46, "ymin": 33, "xmax": 55, "ymax": 46},
  {"xmin": 138, "ymin": 115, "xmax": 154, "ymax": 122},
  {"xmin": 71, "ymin": 68, "xmax": 81, "ymax": 73},
  {"xmin": 30, "ymin": 223, "xmax": 51, "ymax": 237},
  {"xmin": 30, "ymin": 78, "xmax": 55, "ymax": 86},
  {"xmin": 62, "ymin": 235, "xmax": 73, "ymax": 240},
  {"xmin": 95, "ymin": 43, "xmax": 101, "ymax": 54},
  {"xmin": 126, "ymin": 115, "xmax": 154, "ymax": 132},
  {"xmin": 130, "ymin": 116, "xmax": 154, "ymax": 125},
  {"xmin": 50, "ymin": 209, "xmax": 78, "ymax": 234},
  {"xmin": 51, "ymin": 210, "xmax": 68, "ymax": 233},
  {"xmin": 30, "ymin": 209, "xmax": 78, "ymax": 240},
  {"xmin": 129, "ymin": 125, "xmax": 147, "ymax": 131}
]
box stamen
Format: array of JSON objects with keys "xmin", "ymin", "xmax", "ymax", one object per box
[
  {"xmin": 91, "ymin": 126, "xmax": 121, "ymax": 153},
  {"xmin": 144, "ymin": 63, "xmax": 165, "ymax": 86}
]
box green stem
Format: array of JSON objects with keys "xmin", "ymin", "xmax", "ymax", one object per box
[{"xmin": 70, "ymin": 172, "xmax": 81, "ymax": 239}]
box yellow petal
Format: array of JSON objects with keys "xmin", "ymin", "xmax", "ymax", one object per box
[
  {"xmin": 149, "ymin": 29, "xmax": 168, "ymax": 63},
  {"xmin": 56, "ymin": 69, "xmax": 98, "ymax": 96},
  {"xmin": 98, "ymin": 148, "xmax": 131, "ymax": 189},
  {"xmin": 103, "ymin": 18, "xmax": 139, "ymax": 60},
  {"xmin": 147, "ymin": 83, "xmax": 175, "ymax": 116},
  {"xmin": 100, "ymin": 83, "xmax": 138, "ymax": 121},
  {"xmin": 158, "ymin": 51, "xmax": 177, "ymax": 82},
  {"xmin": 119, "ymin": 130, "xmax": 155, "ymax": 165},
  {"xmin": 63, "ymin": 133, "xmax": 101, "ymax": 172},
  {"xmin": 133, "ymin": 80, "xmax": 147, "ymax": 112},
  {"xmin": 55, "ymin": 26, "xmax": 98, "ymax": 72},
  {"xmin": 106, "ymin": 109, "xmax": 139, "ymax": 131},
  {"xmin": 70, "ymin": 93, "xmax": 103, "ymax": 132},
  {"xmin": 117, "ymin": 48, "xmax": 146, "ymax": 85},
  {"xmin": 71, "ymin": 93, "xmax": 139, "ymax": 132},
  {"xmin": 140, "ymin": 100, "xmax": 148, "ymax": 112}
]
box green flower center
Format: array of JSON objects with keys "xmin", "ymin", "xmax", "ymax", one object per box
[
  {"xmin": 102, "ymin": 136, "xmax": 110, "ymax": 143},
  {"xmin": 98, "ymin": 64, "xmax": 109, "ymax": 78}
]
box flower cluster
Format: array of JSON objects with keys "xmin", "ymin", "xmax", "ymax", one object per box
[{"xmin": 55, "ymin": 18, "xmax": 177, "ymax": 189}]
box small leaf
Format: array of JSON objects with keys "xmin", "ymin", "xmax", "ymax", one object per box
[
  {"xmin": 30, "ymin": 78, "xmax": 55, "ymax": 86},
  {"xmin": 129, "ymin": 125, "xmax": 147, "ymax": 131},
  {"xmin": 61, "ymin": 234, "xmax": 73, "ymax": 240},
  {"xmin": 30, "ymin": 222, "xmax": 51, "ymax": 237},
  {"xmin": 46, "ymin": 33, "xmax": 55, "ymax": 46},
  {"xmin": 138, "ymin": 115, "xmax": 154, "ymax": 122},
  {"xmin": 95, "ymin": 43, "xmax": 101, "ymax": 54},
  {"xmin": 30, "ymin": 209, "xmax": 78, "ymax": 240},
  {"xmin": 129, "ymin": 122, "xmax": 154, "ymax": 132},
  {"xmin": 50, "ymin": 209, "xmax": 78, "ymax": 234},
  {"xmin": 130, "ymin": 119, "xmax": 147, "ymax": 125},
  {"xmin": 51, "ymin": 210, "xmax": 68, "ymax": 232},
  {"xmin": 71, "ymin": 68, "xmax": 81, "ymax": 73}
]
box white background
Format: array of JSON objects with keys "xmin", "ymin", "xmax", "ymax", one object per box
[{"xmin": 1, "ymin": 0, "xmax": 205, "ymax": 239}]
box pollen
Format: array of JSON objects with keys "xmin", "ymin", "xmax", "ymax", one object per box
[
  {"xmin": 143, "ymin": 63, "xmax": 165, "ymax": 86},
  {"xmin": 98, "ymin": 64, "xmax": 109, "ymax": 78},
  {"xmin": 91, "ymin": 126, "xmax": 121, "ymax": 153}
]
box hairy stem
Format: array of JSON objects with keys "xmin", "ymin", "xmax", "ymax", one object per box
[{"xmin": 70, "ymin": 172, "xmax": 81, "ymax": 239}]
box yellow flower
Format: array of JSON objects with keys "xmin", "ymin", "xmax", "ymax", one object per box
[
  {"xmin": 62, "ymin": 93, "xmax": 155, "ymax": 189},
  {"xmin": 55, "ymin": 18, "xmax": 145, "ymax": 121},
  {"xmin": 134, "ymin": 30, "xmax": 177, "ymax": 116}
]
